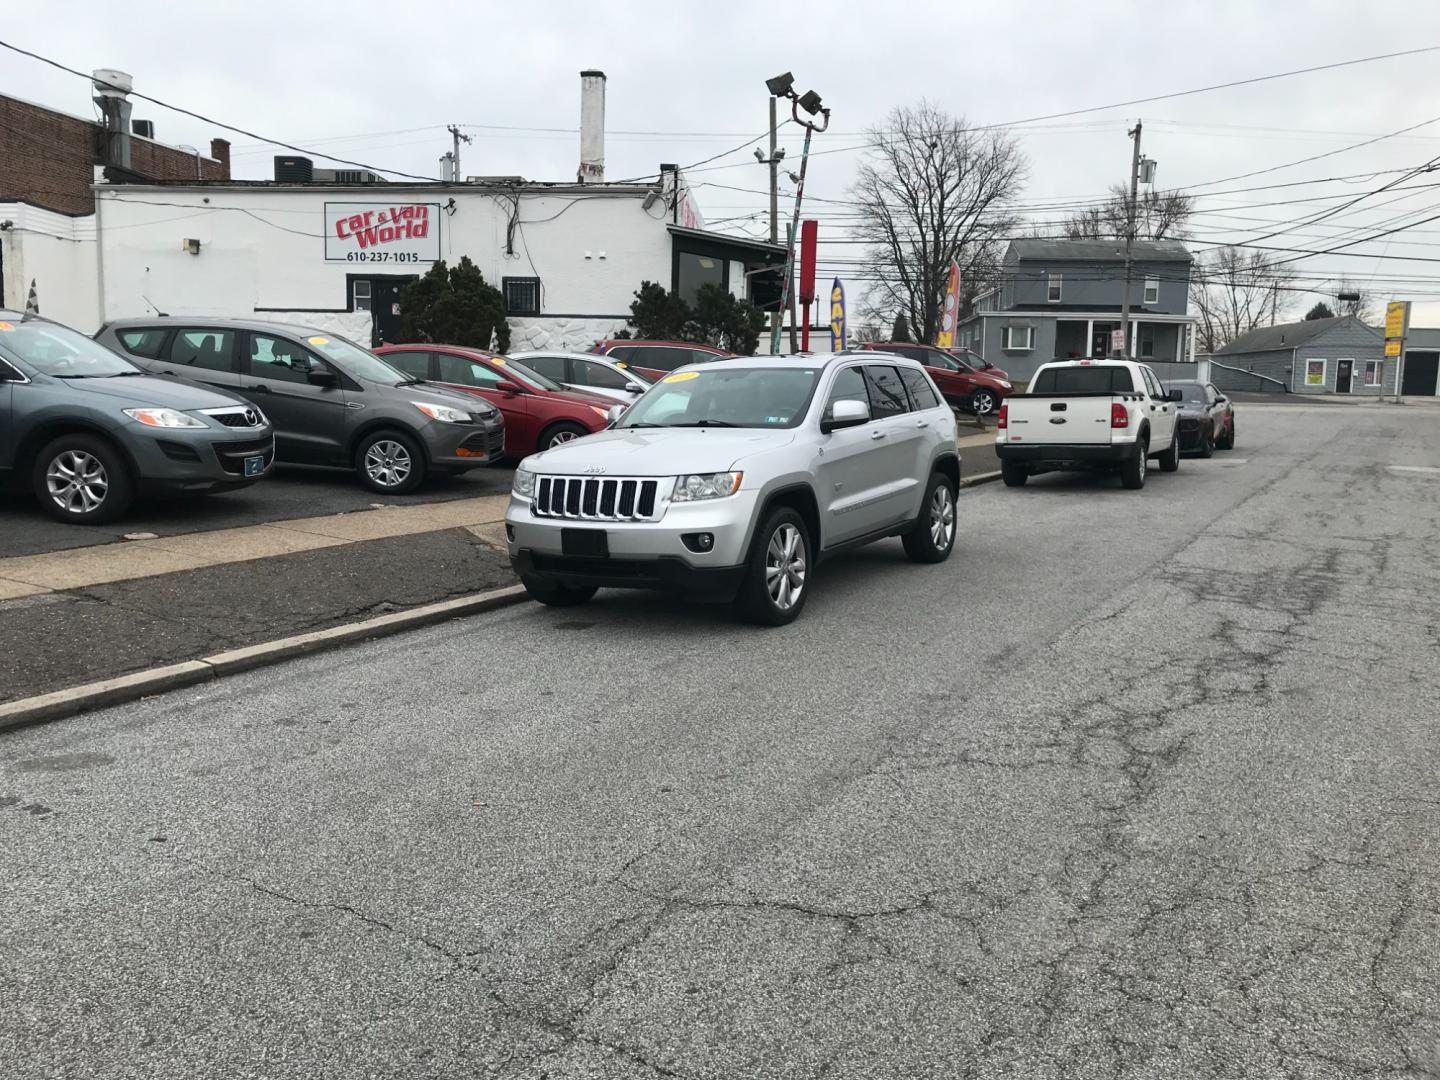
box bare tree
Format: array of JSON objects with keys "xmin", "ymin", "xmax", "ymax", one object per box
[
  {"xmin": 1334, "ymin": 277, "xmax": 1377, "ymax": 322},
  {"xmin": 851, "ymin": 102, "xmax": 1025, "ymax": 344},
  {"xmin": 1063, "ymin": 183, "xmax": 1194, "ymax": 241},
  {"xmin": 1189, "ymin": 246, "xmax": 1297, "ymax": 353}
]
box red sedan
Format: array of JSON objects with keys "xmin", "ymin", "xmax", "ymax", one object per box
[{"xmin": 376, "ymin": 345, "xmax": 614, "ymax": 455}]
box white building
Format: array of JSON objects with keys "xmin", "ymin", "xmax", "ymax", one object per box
[{"xmin": 8, "ymin": 70, "xmax": 788, "ymax": 349}]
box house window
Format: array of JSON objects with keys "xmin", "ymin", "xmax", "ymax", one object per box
[
  {"xmin": 352, "ymin": 280, "xmax": 372, "ymax": 312},
  {"xmin": 1047, "ymin": 274, "xmax": 1062, "ymax": 303},
  {"xmin": 1004, "ymin": 326, "xmax": 1034, "ymax": 351},
  {"xmin": 1304, "ymin": 359, "xmax": 1327, "ymax": 387},
  {"xmin": 1144, "ymin": 277, "xmax": 1159, "ymax": 305},
  {"xmin": 1364, "ymin": 360, "xmax": 1383, "ymax": 387},
  {"xmin": 502, "ymin": 277, "xmax": 541, "ymax": 316},
  {"xmin": 1139, "ymin": 325, "xmax": 1155, "ymax": 358},
  {"xmin": 677, "ymin": 251, "xmax": 724, "ymax": 303}
]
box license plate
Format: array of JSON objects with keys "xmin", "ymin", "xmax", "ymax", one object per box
[
  {"xmin": 243, "ymin": 454, "xmax": 265, "ymax": 478},
  {"xmin": 561, "ymin": 528, "xmax": 609, "ymax": 558}
]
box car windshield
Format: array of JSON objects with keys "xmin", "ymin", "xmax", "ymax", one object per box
[
  {"xmin": 301, "ymin": 333, "xmax": 411, "ymax": 384},
  {"xmin": 0, "ymin": 319, "xmax": 140, "ymax": 378},
  {"xmin": 496, "ymin": 358, "xmax": 562, "ymax": 392},
  {"xmin": 617, "ymin": 366, "xmax": 820, "ymax": 430},
  {"xmin": 1173, "ymin": 383, "xmax": 1207, "ymax": 403}
]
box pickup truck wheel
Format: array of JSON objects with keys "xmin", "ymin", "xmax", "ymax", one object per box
[
  {"xmin": 902, "ymin": 473, "xmax": 957, "ymax": 564},
  {"xmin": 1001, "ymin": 462, "xmax": 1029, "ymax": 488},
  {"xmin": 736, "ymin": 507, "xmax": 810, "ymax": 626},
  {"xmin": 522, "ymin": 578, "xmax": 598, "ymax": 607},
  {"xmin": 1121, "ymin": 437, "xmax": 1148, "ymax": 489},
  {"xmin": 1157, "ymin": 428, "xmax": 1181, "ymax": 473},
  {"xmin": 32, "ymin": 434, "xmax": 135, "ymax": 524}
]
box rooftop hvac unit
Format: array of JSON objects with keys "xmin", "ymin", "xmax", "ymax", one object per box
[
  {"xmin": 131, "ymin": 119, "xmax": 155, "ymax": 139},
  {"xmin": 274, "ymin": 155, "xmax": 314, "ymax": 182}
]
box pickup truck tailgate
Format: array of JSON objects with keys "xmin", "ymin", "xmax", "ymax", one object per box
[{"xmin": 1005, "ymin": 396, "xmax": 1113, "ymax": 444}]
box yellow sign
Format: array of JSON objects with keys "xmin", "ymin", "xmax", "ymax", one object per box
[
  {"xmin": 1385, "ymin": 340, "xmax": 1402, "ymax": 358},
  {"xmin": 1305, "ymin": 360, "xmax": 1326, "ymax": 387},
  {"xmin": 1385, "ymin": 301, "xmax": 1407, "ymax": 339},
  {"xmin": 663, "ymin": 371, "xmax": 700, "ymax": 383},
  {"xmin": 0, "ymin": 322, "xmax": 13, "ymax": 331},
  {"xmin": 307, "ymin": 336, "xmax": 330, "ymax": 346}
]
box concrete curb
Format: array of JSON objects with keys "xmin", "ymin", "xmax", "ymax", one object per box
[
  {"xmin": 961, "ymin": 470, "xmax": 1002, "ymax": 488},
  {"xmin": 0, "ymin": 584, "xmax": 528, "ymax": 735}
]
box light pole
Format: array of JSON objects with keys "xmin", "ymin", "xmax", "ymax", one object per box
[{"xmin": 766, "ymin": 72, "xmax": 830, "ymax": 355}]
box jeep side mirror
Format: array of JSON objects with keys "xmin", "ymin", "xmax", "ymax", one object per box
[
  {"xmin": 625, "ymin": 383, "xmax": 645, "ymax": 395},
  {"xmin": 605, "ymin": 403, "xmax": 627, "ymax": 426},
  {"xmin": 822, "ymin": 397, "xmax": 870, "ymax": 433}
]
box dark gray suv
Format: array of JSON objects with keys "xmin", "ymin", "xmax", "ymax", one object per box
[
  {"xmin": 97, "ymin": 318, "xmax": 506, "ymax": 495},
  {"xmin": 0, "ymin": 311, "xmax": 275, "ymax": 524}
]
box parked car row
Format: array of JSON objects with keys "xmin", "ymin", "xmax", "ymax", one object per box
[{"xmin": 994, "ymin": 359, "xmax": 1237, "ymax": 489}]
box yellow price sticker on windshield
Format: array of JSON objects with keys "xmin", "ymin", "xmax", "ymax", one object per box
[
  {"xmin": 307, "ymin": 336, "xmax": 330, "ymax": 346},
  {"xmin": 663, "ymin": 371, "xmax": 700, "ymax": 383},
  {"xmin": 492, "ymin": 357, "xmax": 507, "ymax": 365},
  {"xmin": 614, "ymin": 361, "xmax": 627, "ymax": 369},
  {"xmin": 0, "ymin": 322, "xmax": 13, "ymax": 331}
]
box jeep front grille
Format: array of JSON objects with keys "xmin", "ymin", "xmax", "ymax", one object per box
[{"xmin": 533, "ymin": 476, "xmax": 662, "ymax": 522}]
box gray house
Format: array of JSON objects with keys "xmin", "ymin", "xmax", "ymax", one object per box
[
  {"xmin": 956, "ymin": 238, "xmax": 1196, "ymax": 382},
  {"xmin": 1210, "ymin": 315, "xmax": 1388, "ymax": 395}
]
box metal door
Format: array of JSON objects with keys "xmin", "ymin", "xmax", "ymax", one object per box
[{"xmin": 1335, "ymin": 359, "xmax": 1353, "ymax": 394}]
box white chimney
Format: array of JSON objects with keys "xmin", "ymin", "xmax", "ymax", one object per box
[{"xmin": 578, "ymin": 69, "xmax": 606, "ymax": 184}]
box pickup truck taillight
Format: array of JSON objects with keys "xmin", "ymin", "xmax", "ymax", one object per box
[
  {"xmin": 1111, "ymin": 402, "xmax": 1129, "ymax": 428},
  {"xmin": 997, "ymin": 403, "xmax": 1008, "ymax": 429}
]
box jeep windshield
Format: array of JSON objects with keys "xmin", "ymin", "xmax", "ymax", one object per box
[
  {"xmin": 0, "ymin": 319, "xmax": 141, "ymax": 378},
  {"xmin": 617, "ymin": 367, "xmax": 820, "ymax": 430}
]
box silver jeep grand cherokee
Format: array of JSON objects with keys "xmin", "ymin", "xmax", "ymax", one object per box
[{"xmin": 505, "ymin": 352, "xmax": 960, "ymax": 624}]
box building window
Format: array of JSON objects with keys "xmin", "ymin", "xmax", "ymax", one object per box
[
  {"xmin": 1364, "ymin": 360, "xmax": 1382, "ymax": 386},
  {"xmin": 1139, "ymin": 325, "xmax": 1155, "ymax": 358},
  {"xmin": 1304, "ymin": 358, "xmax": 1327, "ymax": 387},
  {"xmin": 352, "ymin": 280, "xmax": 372, "ymax": 312},
  {"xmin": 1047, "ymin": 274, "xmax": 1062, "ymax": 303},
  {"xmin": 502, "ymin": 277, "xmax": 541, "ymax": 316},
  {"xmin": 1144, "ymin": 277, "xmax": 1159, "ymax": 305},
  {"xmin": 1004, "ymin": 326, "xmax": 1034, "ymax": 351},
  {"xmin": 676, "ymin": 251, "xmax": 724, "ymax": 304}
]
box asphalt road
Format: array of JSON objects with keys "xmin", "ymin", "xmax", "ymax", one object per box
[
  {"xmin": 3, "ymin": 404, "xmax": 1438, "ymax": 1079},
  {"xmin": 0, "ymin": 463, "xmax": 515, "ymax": 557}
]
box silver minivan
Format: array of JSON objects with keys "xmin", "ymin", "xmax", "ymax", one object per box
[{"xmin": 98, "ymin": 318, "xmax": 506, "ymax": 494}]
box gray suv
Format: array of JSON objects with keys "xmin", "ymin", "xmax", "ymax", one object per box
[
  {"xmin": 97, "ymin": 318, "xmax": 506, "ymax": 495},
  {"xmin": 506, "ymin": 352, "xmax": 960, "ymax": 624},
  {"xmin": 0, "ymin": 311, "xmax": 275, "ymax": 524}
]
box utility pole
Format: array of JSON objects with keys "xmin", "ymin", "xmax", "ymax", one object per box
[
  {"xmin": 1118, "ymin": 120, "xmax": 1142, "ymax": 359},
  {"xmin": 768, "ymin": 96, "xmax": 779, "ymax": 244},
  {"xmin": 447, "ymin": 124, "xmax": 472, "ymax": 180}
]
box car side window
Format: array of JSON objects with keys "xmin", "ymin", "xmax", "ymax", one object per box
[
  {"xmin": 522, "ymin": 354, "xmax": 570, "ymax": 383},
  {"xmin": 863, "ymin": 364, "xmax": 912, "ymax": 418},
  {"xmin": 1139, "ymin": 367, "xmax": 1161, "ymax": 399},
  {"xmin": 633, "ymin": 346, "xmax": 690, "ymax": 372},
  {"xmin": 825, "ymin": 366, "xmax": 868, "ymax": 415},
  {"xmin": 117, "ymin": 327, "xmax": 168, "ymax": 359},
  {"xmin": 574, "ymin": 359, "xmax": 631, "ymax": 390},
  {"xmin": 1206, "ymin": 384, "xmax": 1220, "ymax": 403},
  {"xmin": 168, "ymin": 329, "xmax": 235, "ymax": 372},
  {"xmin": 899, "ymin": 368, "xmax": 940, "ymax": 410},
  {"xmin": 437, "ymin": 352, "xmax": 503, "ymax": 387},
  {"xmin": 605, "ymin": 346, "xmax": 635, "ymax": 363},
  {"xmin": 927, "ymin": 351, "xmax": 958, "ymax": 371},
  {"xmin": 689, "ymin": 349, "xmax": 721, "ymax": 366},
  {"xmin": 247, "ymin": 334, "xmax": 323, "ymax": 384},
  {"xmin": 384, "ymin": 350, "xmax": 431, "ymax": 380}
]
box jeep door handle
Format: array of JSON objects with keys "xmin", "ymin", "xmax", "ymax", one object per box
[
  {"xmin": 915, "ymin": 418, "xmax": 929, "ymax": 428},
  {"xmin": 870, "ymin": 430, "xmax": 887, "ymax": 440}
]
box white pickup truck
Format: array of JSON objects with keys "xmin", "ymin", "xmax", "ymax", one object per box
[{"xmin": 994, "ymin": 359, "xmax": 1182, "ymax": 489}]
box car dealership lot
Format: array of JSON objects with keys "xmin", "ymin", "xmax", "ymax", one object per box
[{"xmin": 2, "ymin": 405, "xmax": 1438, "ymax": 1079}]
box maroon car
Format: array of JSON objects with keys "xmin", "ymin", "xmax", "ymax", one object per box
[
  {"xmin": 857, "ymin": 341, "xmax": 1014, "ymax": 416},
  {"xmin": 589, "ymin": 339, "xmax": 730, "ymax": 382},
  {"xmin": 376, "ymin": 345, "xmax": 614, "ymax": 455}
]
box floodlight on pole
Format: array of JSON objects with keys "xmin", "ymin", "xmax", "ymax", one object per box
[
  {"xmin": 765, "ymin": 71, "xmax": 832, "ymax": 354},
  {"xmin": 765, "ymin": 71, "xmax": 795, "ymax": 97}
]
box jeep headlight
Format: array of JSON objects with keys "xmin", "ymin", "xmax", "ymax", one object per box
[
  {"xmin": 513, "ymin": 466, "xmax": 537, "ymax": 499},
  {"xmin": 672, "ymin": 472, "xmax": 742, "ymax": 501}
]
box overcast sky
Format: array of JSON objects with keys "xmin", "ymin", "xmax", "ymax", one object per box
[{"xmin": 9, "ymin": 0, "xmax": 1440, "ymax": 315}]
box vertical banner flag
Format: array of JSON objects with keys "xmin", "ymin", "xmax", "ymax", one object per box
[
  {"xmin": 935, "ymin": 260, "xmax": 961, "ymax": 348},
  {"xmin": 830, "ymin": 278, "xmax": 846, "ymax": 352}
]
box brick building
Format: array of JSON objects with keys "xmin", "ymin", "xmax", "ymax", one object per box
[{"xmin": 1, "ymin": 77, "xmax": 230, "ymax": 328}]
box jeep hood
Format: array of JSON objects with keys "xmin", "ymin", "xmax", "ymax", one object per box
[{"xmin": 523, "ymin": 427, "xmax": 796, "ymax": 476}]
